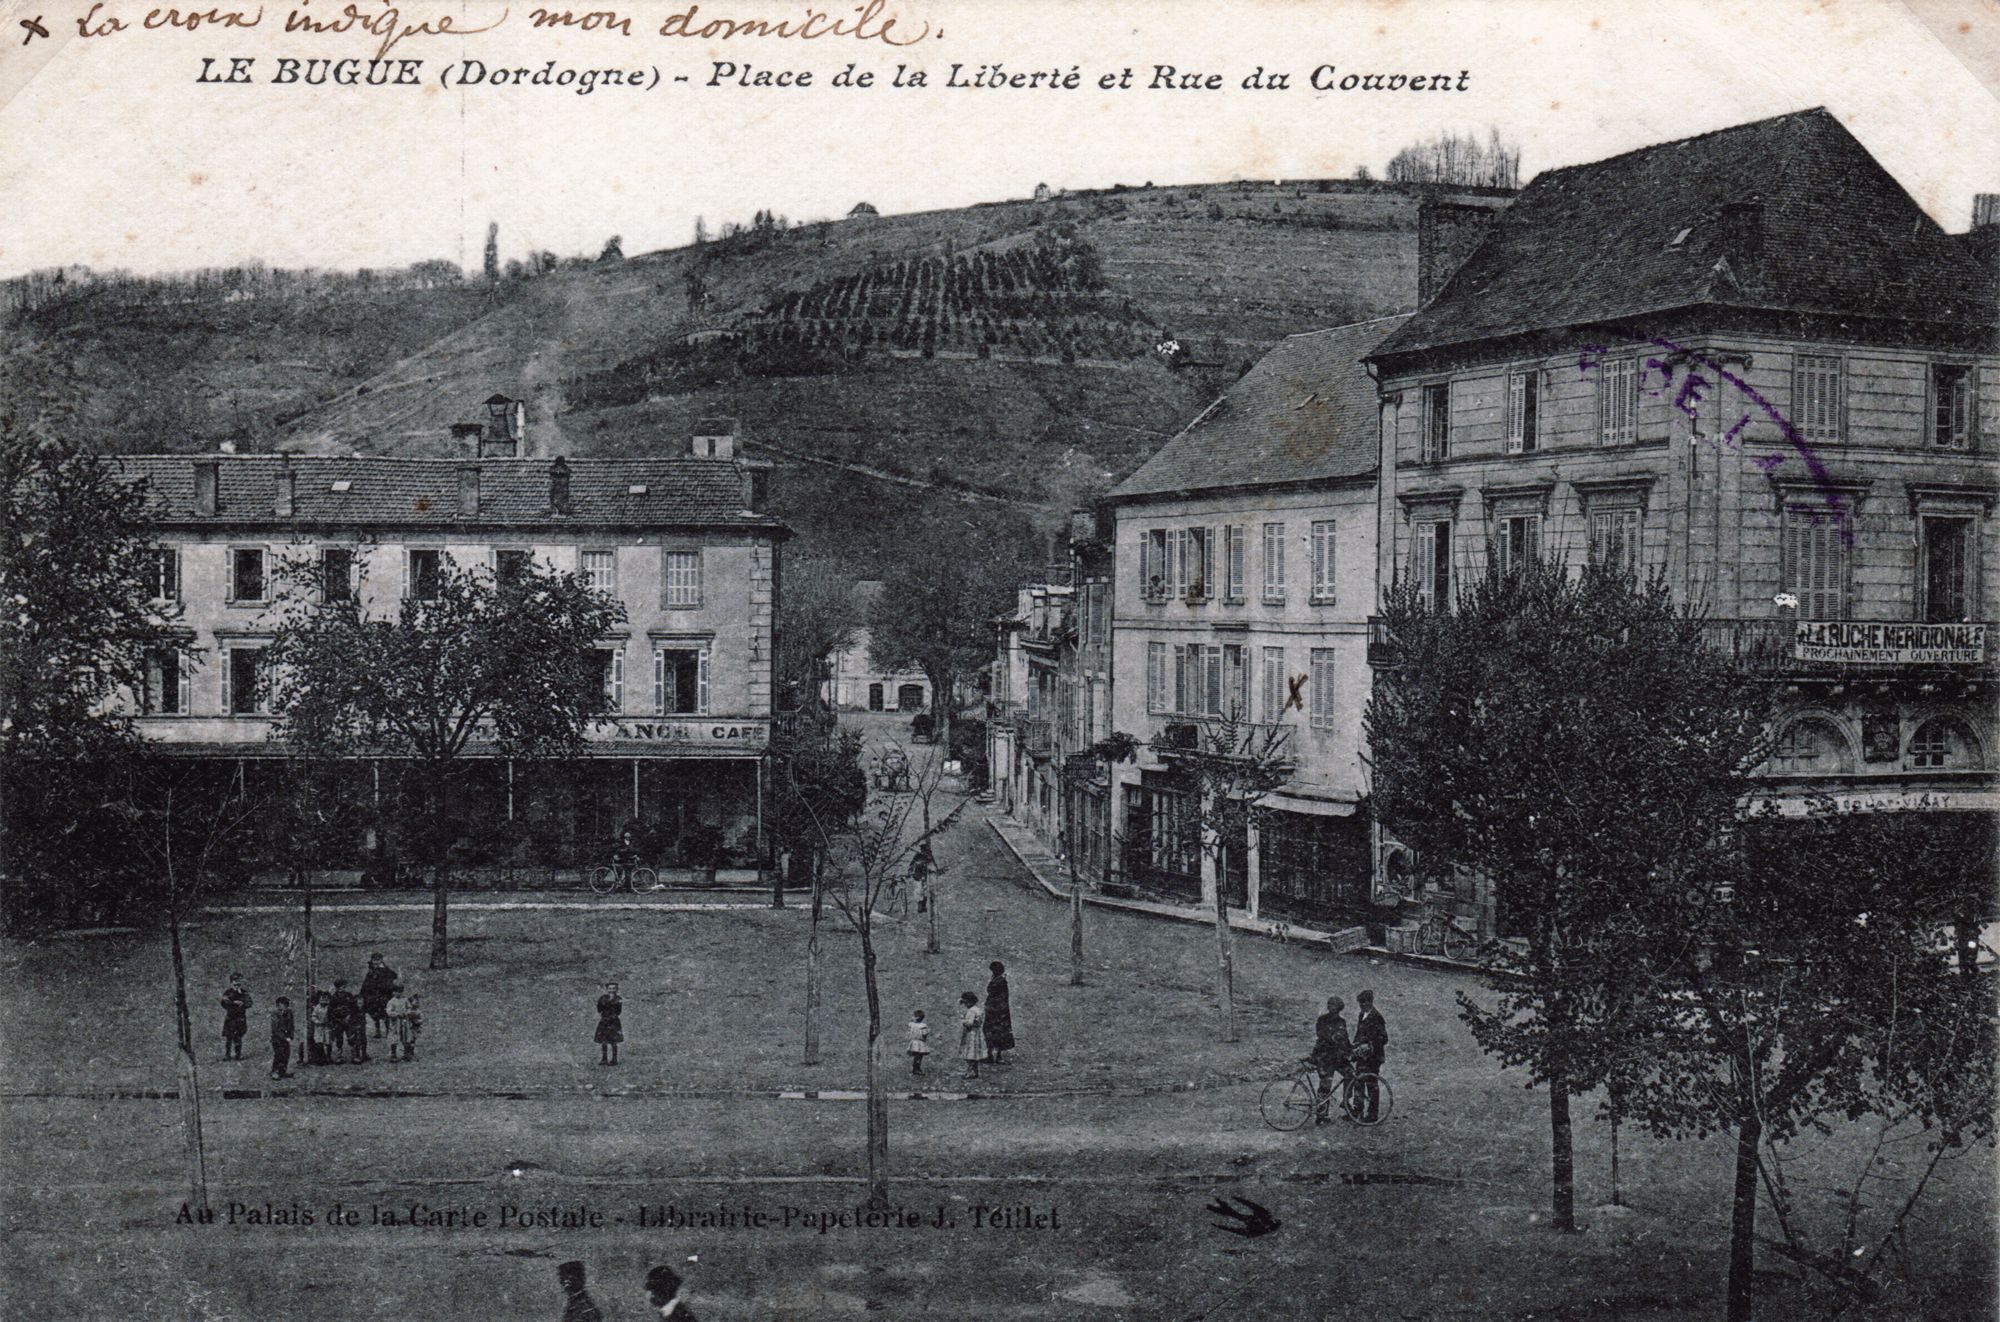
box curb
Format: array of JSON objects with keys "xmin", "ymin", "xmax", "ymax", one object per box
[{"xmin": 985, "ymin": 818, "xmax": 1369, "ymax": 956}]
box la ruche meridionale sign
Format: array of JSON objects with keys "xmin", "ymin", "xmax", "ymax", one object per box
[{"xmin": 1794, "ymin": 621, "xmax": 1987, "ymax": 664}]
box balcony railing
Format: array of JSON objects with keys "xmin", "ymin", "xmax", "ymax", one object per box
[
  {"xmin": 1151, "ymin": 718, "xmax": 1294, "ymax": 766},
  {"xmin": 1020, "ymin": 717, "xmax": 1055, "ymax": 759},
  {"xmin": 1369, "ymin": 615, "xmax": 1995, "ymax": 678}
]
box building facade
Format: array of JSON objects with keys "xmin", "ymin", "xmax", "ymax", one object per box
[
  {"xmin": 1366, "ymin": 108, "xmax": 1998, "ymax": 932},
  {"xmin": 822, "ymin": 583, "xmax": 930, "ymax": 713},
  {"xmin": 1099, "ymin": 318, "xmax": 1410, "ymax": 928},
  {"xmin": 113, "ymin": 440, "xmax": 787, "ymax": 872}
]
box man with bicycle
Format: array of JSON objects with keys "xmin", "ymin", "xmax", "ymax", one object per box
[
  {"xmin": 1307, "ymin": 995, "xmax": 1353, "ymax": 1124},
  {"xmin": 612, "ymin": 828, "xmax": 641, "ymax": 888},
  {"xmin": 1352, "ymin": 989, "xmax": 1388, "ymax": 1123}
]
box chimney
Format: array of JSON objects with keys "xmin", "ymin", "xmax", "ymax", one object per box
[
  {"xmin": 549, "ymin": 456, "xmax": 573, "ymax": 513},
  {"xmin": 457, "ymin": 464, "xmax": 481, "ymax": 517},
  {"xmin": 274, "ymin": 461, "xmax": 295, "ymax": 517},
  {"xmin": 691, "ymin": 417, "xmax": 738, "ymax": 460},
  {"xmin": 744, "ymin": 462, "xmax": 771, "ymax": 513},
  {"xmin": 194, "ymin": 460, "xmax": 220, "ymax": 516},
  {"xmin": 1975, "ymin": 194, "xmax": 2000, "ymax": 228}
]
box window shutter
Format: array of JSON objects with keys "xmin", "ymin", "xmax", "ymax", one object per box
[
  {"xmin": 1410, "ymin": 526, "xmax": 1434, "ymax": 606},
  {"xmin": 220, "ymin": 649, "xmax": 232, "ymax": 712},
  {"xmin": 1506, "ymin": 374, "xmax": 1526, "ymax": 453},
  {"xmin": 611, "ymin": 652, "xmax": 625, "ymax": 713},
  {"xmin": 691, "ymin": 550, "xmax": 703, "ymax": 606},
  {"xmin": 1146, "ymin": 643, "xmax": 1164, "ymax": 712},
  {"xmin": 653, "ymin": 651, "xmax": 666, "ymax": 714},
  {"xmin": 177, "ymin": 650, "xmax": 191, "ymax": 715},
  {"xmin": 698, "ymin": 647, "xmax": 710, "ymax": 714}
]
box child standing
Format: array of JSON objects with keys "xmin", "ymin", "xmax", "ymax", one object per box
[
  {"xmin": 307, "ymin": 991, "xmax": 330, "ymax": 1067},
  {"xmin": 595, "ymin": 982, "xmax": 623, "ymax": 1066},
  {"xmin": 218, "ymin": 974, "xmax": 252, "ymax": 1061},
  {"xmin": 907, "ymin": 1009, "xmax": 930, "ymax": 1075},
  {"xmin": 401, "ymin": 994, "xmax": 422, "ymax": 1061},
  {"xmin": 383, "ymin": 984, "xmax": 410, "ymax": 1061},
  {"xmin": 958, "ymin": 991, "xmax": 986, "ymax": 1080}
]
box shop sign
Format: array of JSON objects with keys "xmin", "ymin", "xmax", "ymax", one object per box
[
  {"xmin": 1794, "ymin": 621, "xmax": 1986, "ymax": 664},
  {"xmin": 1747, "ymin": 787, "xmax": 2000, "ymax": 817},
  {"xmin": 589, "ymin": 718, "xmax": 769, "ymax": 748}
]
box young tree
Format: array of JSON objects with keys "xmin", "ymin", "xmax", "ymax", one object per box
[
  {"xmin": 867, "ymin": 514, "xmax": 1033, "ymax": 754},
  {"xmin": 1, "ymin": 342, "xmax": 178, "ymax": 927},
  {"xmin": 1159, "ymin": 717, "xmax": 1290, "ymax": 1042},
  {"xmin": 768, "ymin": 724, "xmax": 867, "ymax": 1062},
  {"xmin": 263, "ymin": 553, "xmax": 622, "ymax": 969},
  {"xmin": 1365, "ymin": 557, "xmax": 1769, "ymax": 1231},
  {"xmin": 1621, "ymin": 806, "xmax": 1996, "ymax": 1321},
  {"xmin": 1059, "ymin": 732, "xmax": 1138, "ymax": 985}
]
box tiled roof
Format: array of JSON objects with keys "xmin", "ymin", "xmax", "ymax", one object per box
[
  {"xmin": 1374, "ymin": 108, "xmax": 1998, "ymax": 361},
  {"xmin": 1109, "ymin": 315, "xmax": 1410, "ymax": 500},
  {"xmin": 108, "ymin": 455, "xmax": 784, "ymax": 530}
]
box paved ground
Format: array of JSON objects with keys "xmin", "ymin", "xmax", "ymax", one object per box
[{"xmin": 1, "ymin": 713, "xmax": 1992, "ymax": 1318}]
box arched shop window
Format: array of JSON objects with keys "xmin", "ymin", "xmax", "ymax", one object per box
[
  {"xmin": 1770, "ymin": 716, "xmax": 1854, "ymax": 775},
  {"xmin": 1908, "ymin": 717, "xmax": 1984, "ymax": 771}
]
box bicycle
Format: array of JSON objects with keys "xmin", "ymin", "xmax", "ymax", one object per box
[
  {"xmin": 1418, "ymin": 897, "xmax": 1478, "ymax": 962},
  {"xmin": 1260, "ymin": 1059, "xmax": 1394, "ymax": 1130},
  {"xmin": 589, "ymin": 860, "xmax": 662, "ymax": 894}
]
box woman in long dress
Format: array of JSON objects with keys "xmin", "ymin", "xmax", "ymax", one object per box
[
  {"xmin": 984, "ymin": 961, "xmax": 1015, "ymax": 1064},
  {"xmin": 958, "ymin": 991, "xmax": 986, "ymax": 1080},
  {"xmin": 595, "ymin": 981, "xmax": 624, "ymax": 1066}
]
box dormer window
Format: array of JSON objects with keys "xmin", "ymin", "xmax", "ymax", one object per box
[
  {"xmin": 330, "ymin": 480, "xmax": 353, "ymax": 493},
  {"xmin": 1667, "ymin": 227, "xmax": 1693, "ymax": 248}
]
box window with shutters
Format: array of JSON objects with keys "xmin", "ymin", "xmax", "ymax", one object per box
[
  {"xmin": 1598, "ymin": 358, "xmax": 1639, "ymax": 445},
  {"xmin": 321, "ymin": 547, "xmax": 354, "ymax": 603},
  {"xmin": 1309, "ymin": 520, "xmax": 1337, "ymax": 603},
  {"xmin": 1259, "ymin": 647, "xmax": 1286, "ymax": 723},
  {"xmin": 1143, "ymin": 529, "xmax": 1170, "ymax": 601},
  {"xmin": 1589, "ymin": 507, "xmax": 1642, "ymax": 572},
  {"xmin": 1146, "ymin": 642, "xmax": 1168, "ymax": 713},
  {"xmin": 149, "ymin": 547, "xmax": 181, "ymax": 603},
  {"xmin": 229, "ymin": 547, "xmax": 267, "ymax": 603},
  {"xmin": 662, "ymin": 550, "xmax": 702, "ymax": 608},
  {"xmin": 407, "ymin": 548, "xmax": 442, "ymax": 601},
  {"xmin": 143, "ymin": 649, "xmax": 191, "ymax": 715},
  {"xmin": 1223, "ymin": 526, "xmax": 1246, "ymax": 601},
  {"xmin": 593, "ymin": 647, "xmax": 623, "ymax": 713},
  {"xmin": 653, "ymin": 647, "xmax": 706, "ymax": 714},
  {"xmin": 1793, "ymin": 354, "xmax": 1843, "ymax": 442},
  {"xmin": 1506, "ymin": 370, "xmax": 1541, "ymax": 454},
  {"xmin": 1421, "ymin": 382, "xmax": 1451, "ymax": 462},
  {"xmin": 1782, "ymin": 506, "xmax": 1850, "ymax": 619},
  {"xmin": 1932, "ymin": 365, "xmax": 1975, "ymax": 450},
  {"xmin": 1182, "ymin": 527, "xmax": 1212, "ymax": 599},
  {"xmin": 1309, "ymin": 648, "xmax": 1337, "ymax": 730},
  {"xmin": 1921, "ymin": 517, "xmax": 1976, "ymax": 622},
  {"xmin": 1410, "ymin": 520, "xmax": 1452, "ymax": 610},
  {"xmin": 1222, "ymin": 643, "xmax": 1247, "ymax": 718},
  {"xmin": 582, "ymin": 548, "xmax": 617, "ymax": 596},
  {"xmin": 224, "ymin": 646, "xmax": 265, "ymax": 715},
  {"xmin": 1261, "ymin": 522, "xmax": 1286, "ymax": 601},
  {"xmin": 1494, "ymin": 514, "xmax": 1541, "ymax": 573}
]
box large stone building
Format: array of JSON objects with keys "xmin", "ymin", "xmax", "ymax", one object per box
[
  {"xmin": 111, "ymin": 436, "xmax": 787, "ymax": 871},
  {"xmin": 1097, "ymin": 318, "xmax": 1408, "ymax": 927},
  {"xmin": 1366, "ymin": 107, "xmax": 1998, "ymax": 933}
]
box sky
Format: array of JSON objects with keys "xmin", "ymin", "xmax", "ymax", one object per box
[{"xmin": 0, "ymin": 0, "xmax": 1995, "ymax": 279}]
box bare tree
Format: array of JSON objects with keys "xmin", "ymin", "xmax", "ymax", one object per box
[{"xmin": 1385, "ymin": 127, "xmax": 1522, "ymax": 188}]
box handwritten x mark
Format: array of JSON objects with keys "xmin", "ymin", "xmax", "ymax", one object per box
[
  {"xmin": 1206, "ymin": 1195, "xmax": 1281, "ymax": 1238},
  {"xmin": 1283, "ymin": 673, "xmax": 1307, "ymax": 714},
  {"xmin": 20, "ymin": 15, "xmax": 49, "ymax": 44}
]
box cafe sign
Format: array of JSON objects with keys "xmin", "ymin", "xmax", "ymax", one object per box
[
  {"xmin": 1794, "ymin": 621, "xmax": 1987, "ymax": 665},
  {"xmin": 589, "ymin": 718, "xmax": 769, "ymax": 749}
]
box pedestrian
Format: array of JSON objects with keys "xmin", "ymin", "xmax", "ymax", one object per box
[
  {"xmin": 1352, "ymin": 989, "xmax": 1389, "ymax": 1123},
  {"xmin": 329, "ymin": 978, "xmax": 365, "ymax": 1063},
  {"xmin": 219, "ymin": 973, "xmax": 252, "ymax": 1061},
  {"xmin": 402, "ymin": 993, "xmax": 422, "ymax": 1060},
  {"xmin": 958, "ymin": 991, "xmax": 986, "ymax": 1080},
  {"xmin": 984, "ymin": 960, "xmax": 1015, "ymax": 1064},
  {"xmin": 307, "ymin": 991, "xmax": 331, "ymax": 1066},
  {"xmin": 907, "ymin": 1008, "xmax": 930, "ymax": 1075},
  {"xmin": 384, "ymin": 984, "xmax": 410, "ymax": 1061},
  {"xmin": 268, "ymin": 996, "xmax": 295, "ymax": 1080},
  {"xmin": 555, "ymin": 1260, "xmax": 604, "ymax": 1322},
  {"xmin": 1307, "ymin": 996, "xmax": 1352, "ymax": 1125},
  {"xmin": 644, "ymin": 1264, "xmax": 698, "ymax": 1321},
  {"xmin": 360, "ymin": 952, "xmax": 398, "ymax": 1039},
  {"xmin": 595, "ymin": 982, "xmax": 623, "ymax": 1066}
]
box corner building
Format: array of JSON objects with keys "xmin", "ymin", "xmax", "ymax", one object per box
[{"xmin": 111, "ymin": 441, "xmax": 787, "ymax": 872}]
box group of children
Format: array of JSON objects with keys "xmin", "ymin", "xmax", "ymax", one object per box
[
  {"xmin": 224, "ymin": 951, "xmax": 424, "ymax": 1082},
  {"xmin": 907, "ymin": 960, "xmax": 1017, "ymax": 1081}
]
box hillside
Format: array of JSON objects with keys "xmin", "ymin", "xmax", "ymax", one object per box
[{"xmin": 14, "ymin": 178, "xmax": 1509, "ymax": 570}]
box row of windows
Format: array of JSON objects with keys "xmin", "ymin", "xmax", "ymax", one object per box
[
  {"xmin": 1771, "ymin": 714, "xmax": 1984, "ymax": 774},
  {"xmin": 145, "ymin": 546, "xmax": 705, "ymax": 609},
  {"xmin": 1140, "ymin": 522, "xmax": 1338, "ymax": 604},
  {"xmin": 1415, "ymin": 357, "xmax": 1980, "ymax": 462},
  {"xmin": 139, "ymin": 643, "xmax": 714, "ymax": 718},
  {"xmin": 1402, "ymin": 508, "xmax": 1978, "ymax": 622},
  {"xmin": 1144, "ymin": 642, "xmax": 1340, "ymax": 729}
]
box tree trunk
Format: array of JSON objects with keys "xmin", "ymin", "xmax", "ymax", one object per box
[
  {"xmin": 1070, "ymin": 877, "xmax": 1085, "ymax": 987},
  {"xmin": 1549, "ymin": 1075, "xmax": 1577, "ymax": 1231},
  {"xmin": 429, "ymin": 864, "xmax": 450, "ymax": 970},
  {"xmin": 167, "ymin": 862, "xmax": 208, "ymax": 1213},
  {"xmin": 1213, "ymin": 851, "xmax": 1237, "ymax": 1042},
  {"xmin": 862, "ymin": 937, "xmax": 889, "ymax": 1211},
  {"xmin": 1726, "ymin": 1111, "xmax": 1764, "ymax": 1322},
  {"xmin": 803, "ymin": 859, "xmax": 824, "ymax": 1065}
]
